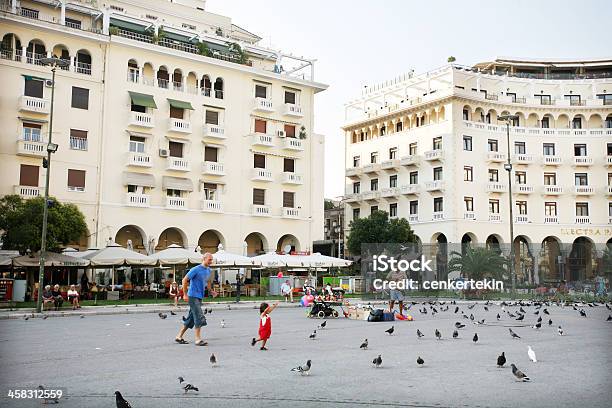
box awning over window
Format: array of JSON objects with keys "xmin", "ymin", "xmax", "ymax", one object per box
[
  {"xmin": 128, "ymin": 91, "xmax": 157, "ymax": 109},
  {"xmin": 22, "ymin": 74, "xmax": 47, "ymax": 81},
  {"xmin": 167, "ymin": 98, "xmax": 194, "ymax": 110},
  {"xmin": 162, "ymin": 176, "xmax": 193, "ymax": 191},
  {"xmin": 110, "ymin": 17, "xmax": 151, "ymax": 33},
  {"xmin": 122, "ymin": 172, "xmax": 155, "ymax": 187},
  {"xmin": 127, "ymin": 130, "xmax": 152, "ymax": 138},
  {"xmin": 18, "ymin": 116, "xmax": 48, "ymax": 123}
]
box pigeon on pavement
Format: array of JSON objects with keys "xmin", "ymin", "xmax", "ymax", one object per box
[
  {"xmin": 511, "ymin": 364, "xmax": 530, "ymax": 382},
  {"xmin": 532, "ymin": 322, "xmax": 541, "ymax": 329},
  {"xmin": 372, "ymin": 354, "xmax": 383, "ymax": 368},
  {"xmin": 42, "ymin": 315, "xmax": 48, "ymax": 320},
  {"xmin": 178, "ymin": 376, "xmax": 184, "ymax": 384},
  {"xmin": 472, "ymin": 333, "xmax": 478, "ymax": 343},
  {"xmin": 527, "ymin": 346, "xmax": 537, "ymax": 362},
  {"xmin": 210, "ymin": 353, "xmax": 218, "ymax": 367},
  {"xmin": 309, "ymin": 330, "xmax": 317, "ymax": 340},
  {"xmin": 417, "ymin": 329, "xmax": 424, "ymax": 338},
  {"xmin": 170, "ymin": 311, "xmax": 176, "ymax": 315},
  {"xmin": 452, "ymin": 330, "xmax": 458, "ymax": 339},
  {"xmin": 557, "ymin": 326, "xmax": 564, "ymax": 336},
  {"xmin": 360, "ymin": 339, "xmax": 368, "ymax": 350},
  {"xmin": 606, "ymin": 315, "xmax": 612, "ymax": 321},
  {"xmin": 417, "ymin": 356, "xmax": 424, "ymax": 366},
  {"xmin": 38, "ymin": 385, "xmax": 59, "ymax": 404},
  {"xmin": 548, "ymin": 319, "xmax": 553, "ymax": 326},
  {"xmin": 291, "ymin": 360, "xmax": 312, "ymax": 375},
  {"xmin": 318, "ymin": 320, "xmax": 327, "ymax": 329},
  {"xmin": 455, "ymin": 322, "xmax": 465, "ymax": 329},
  {"xmin": 115, "ymin": 391, "xmax": 132, "ymax": 408},
  {"xmin": 543, "ymin": 309, "xmax": 549, "ymax": 315},
  {"xmin": 183, "ymin": 383, "xmax": 199, "ymax": 393},
  {"xmin": 497, "ymin": 352, "xmax": 506, "ymax": 368},
  {"xmin": 220, "ymin": 319, "xmax": 225, "ymax": 328},
  {"xmin": 158, "ymin": 313, "xmax": 167, "ymax": 319},
  {"xmin": 579, "ymin": 310, "xmax": 587, "ymax": 317},
  {"xmin": 516, "ymin": 314, "xmax": 525, "ymax": 321},
  {"xmin": 435, "ymin": 329, "xmax": 442, "ymax": 340},
  {"xmin": 496, "ymin": 313, "xmax": 501, "ymax": 321},
  {"xmin": 509, "ymin": 328, "xmax": 521, "ymax": 339},
  {"xmin": 385, "ymin": 326, "xmax": 394, "ymax": 335}
]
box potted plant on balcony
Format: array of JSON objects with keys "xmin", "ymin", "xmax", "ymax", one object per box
[
  {"xmin": 298, "ymin": 126, "xmax": 307, "ymax": 140},
  {"xmin": 197, "ymin": 41, "xmax": 212, "ymax": 57},
  {"xmin": 228, "ymin": 42, "xmax": 249, "ymax": 65},
  {"xmin": 151, "ymin": 27, "xmax": 166, "ymax": 44},
  {"xmin": 108, "ymin": 26, "xmax": 119, "ymax": 36}
]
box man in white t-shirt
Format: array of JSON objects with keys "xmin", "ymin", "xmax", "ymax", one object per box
[{"xmin": 280, "ymin": 280, "xmax": 293, "ymax": 302}]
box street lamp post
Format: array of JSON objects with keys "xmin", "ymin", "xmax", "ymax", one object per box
[
  {"xmin": 498, "ymin": 114, "xmax": 519, "ymax": 299},
  {"xmin": 36, "ymin": 57, "xmax": 69, "ymax": 313}
]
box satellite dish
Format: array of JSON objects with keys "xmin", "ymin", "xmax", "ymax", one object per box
[{"xmin": 284, "ymin": 244, "xmax": 292, "ymax": 254}]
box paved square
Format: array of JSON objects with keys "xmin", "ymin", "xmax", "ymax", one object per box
[{"xmin": 0, "ymin": 301, "xmax": 611, "ymax": 407}]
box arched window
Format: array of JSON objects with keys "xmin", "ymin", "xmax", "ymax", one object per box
[
  {"xmin": 76, "ymin": 49, "xmax": 92, "ymax": 75},
  {"xmin": 201, "ymin": 75, "xmax": 211, "ymax": 96},
  {"xmin": 214, "ymin": 77, "xmax": 224, "ymax": 99}
]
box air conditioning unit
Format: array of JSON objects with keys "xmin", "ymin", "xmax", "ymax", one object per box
[
  {"xmin": 276, "ymin": 130, "xmax": 286, "ymax": 138},
  {"xmin": 159, "ymin": 148, "xmax": 169, "ymax": 157},
  {"xmin": 45, "ymin": 79, "xmax": 54, "ymax": 87}
]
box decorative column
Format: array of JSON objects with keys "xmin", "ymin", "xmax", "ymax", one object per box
[
  {"xmin": 102, "ymin": 9, "xmax": 110, "ymax": 35},
  {"xmin": 60, "ymin": 0, "xmax": 66, "ymax": 25},
  {"xmin": 11, "ymin": 0, "xmax": 16, "ymax": 13}
]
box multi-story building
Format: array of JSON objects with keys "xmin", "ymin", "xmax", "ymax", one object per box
[
  {"xmin": 313, "ymin": 200, "xmax": 345, "ymax": 257},
  {"xmin": 0, "ymin": 0, "xmax": 327, "ymax": 256},
  {"xmin": 342, "ymin": 57, "xmax": 612, "ymax": 285}
]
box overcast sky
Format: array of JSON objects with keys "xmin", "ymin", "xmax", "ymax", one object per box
[{"xmin": 207, "ymin": 0, "xmax": 611, "ymax": 199}]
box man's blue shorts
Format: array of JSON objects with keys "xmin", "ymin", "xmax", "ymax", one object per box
[{"xmin": 183, "ymin": 297, "xmax": 206, "ymax": 329}]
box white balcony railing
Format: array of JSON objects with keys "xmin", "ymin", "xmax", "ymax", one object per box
[
  {"xmin": 166, "ymin": 196, "xmax": 187, "ymax": 210},
  {"xmin": 464, "ymin": 211, "xmax": 475, "ymax": 220},
  {"xmin": 127, "ymin": 152, "xmax": 152, "ymax": 167},
  {"xmin": 345, "ymin": 193, "xmax": 361, "ymax": 203},
  {"xmin": 573, "ymin": 186, "xmax": 594, "ymax": 195},
  {"xmin": 19, "ymin": 96, "xmax": 49, "ymax": 114},
  {"xmin": 486, "ymin": 152, "xmax": 506, "ymax": 162},
  {"xmin": 361, "ymin": 191, "xmax": 380, "ymax": 201},
  {"xmin": 488, "ymin": 214, "xmax": 501, "ymax": 222},
  {"xmin": 515, "ymin": 215, "xmax": 529, "ymax": 223},
  {"xmin": 408, "ymin": 215, "xmax": 419, "ymax": 223},
  {"xmin": 380, "ymin": 188, "xmax": 399, "ymax": 198},
  {"xmin": 252, "ymin": 133, "xmax": 274, "ymax": 147},
  {"xmin": 575, "ymin": 216, "xmax": 590, "ymax": 224},
  {"xmin": 362, "ymin": 163, "xmax": 381, "ymax": 174},
  {"xmin": 282, "ymin": 207, "xmax": 300, "ymax": 218},
  {"xmin": 284, "ymin": 103, "xmax": 303, "ymax": 117},
  {"xmin": 424, "ymin": 149, "xmax": 443, "ymax": 161},
  {"xmin": 253, "ymin": 97, "xmax": 274, "ymax": 112},
  {"xmin": 252, "ymin": 204, "xmax": 271, "ymax": 216},
  {"xmin": 201, "ymin": 199, "xmax": 223, "ymax": 213},
  {"xmin": 166, "ymin": 157, "xmax": 190, "ymax": 171},
  {"xmin": 202, "ymin": 161, "xmax": 225, "ymax": 176},
  {"xmin": 486, "ymin": 182, "xmax": 506, "ymax": 193},
  {"xmin": 544, "ymin": 216, "xmax": 558, "ymax": 224},
  {"xmin": 607, "ymin": 156, "xmax": 612, "ymax": 165},
  {"xmin": 400, "ymin": 155, "xmax": 420, "ymax": 166},
  {"xmin": 381, "ymin": 159, "xmax": 400, "ymax": 170},
  {"xmin": 515, "ymin": 185, "xmax": 534, "ymax": 194},
  {"xmin": 14, "ymin": 185, "xmax": 40, "ymax": 198},
  {"xmin": 607, "ymin": 186, "xmax": 612, "ymax": 195},
  {"xmin": 283, "ymin": 138, "xmax": 304, "ymax": 151},
  {"xmin": 572, "ymin": 156, "xmax": 593, "ymax": 166},
  {"xmin": 69, "ymin": 136, "xmax": 88, "ymax": 151},
  {"xmin": 16, "ymin": 140, "xmax": 46, "ymax": 157},
  {"xmin": 203, "ymin": 124, "xmax": 226, "ymax": 139},
  {"xmin": 512, "ymin": 154, "xmax": 534, "ymax": 164},
  {"xmin": 346, "ymin": 167, "xmax": 362, "ymax": 178},
  {"xmin": 542, "ymin": 156, "xmax": 562, "ymax": 166},
  {"xmin": 432, "ymin": 211, "xmax": 444, "ymax": 220},
  {"xmin": 125, "ymin": 193, "xmax": 150, "ymax": 207},
  {"xmin": 252, "ymin": 168, "xmax": 273, "ymax": 181},
  {"xmin": 168, "ymin": 118, "xmax": 192, "ymax": 134},
  {"xmin": 400, "ymin": 184, "xmax": 420, "ymax": 195},
  {"xmin": 282, "ymin": 172, "xmax": 303, "ymax": 184},
  {"xmin": 425, "ymin": 180, "xmax": 444, "ymax": 191},
  {"xmin": 542, "ymin": 185, "xmax": 563, "ymax": 195},
  {"xmin": 129, "ymin": 112, "xmax": 154, "ymax": 128}
]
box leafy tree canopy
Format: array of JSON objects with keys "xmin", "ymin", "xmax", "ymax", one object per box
[
  {"xmin": 448, "ymin": 246, "xmax": 508, "ymax": 281},
  {"xmin": 346, "ymin": 210, "xmax": 416, "ymax": 255},
  {"xmin": 0, "ymin": 195, "xmax": 88, "ymax": 254}
]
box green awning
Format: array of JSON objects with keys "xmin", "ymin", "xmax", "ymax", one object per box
[
  {"xmin": 22, "ymin": 74, "xmax": 47, "ymax": 81},
  {"xmin": 167, "ymin": 98, "xmax": 194, "ymax": 110},
  {"xmin": 110, "ymin": 18, "xmax": 149, "ymax": 33},
  {"xmin": 129, "ymin": 91, "xmax": 157, "ymax": 109}
]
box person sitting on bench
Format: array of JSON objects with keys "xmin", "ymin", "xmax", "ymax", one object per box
[
  {"xmin": 51, "ymin": 284, "xmax": 64, "ymax": 311},
  {"xmin": 42, "ymin": 285, "xmax": 55, "ymax": 311},
  {"xmin": 67, "ymin": 284, "xmax": 81, "ymax": 310}
]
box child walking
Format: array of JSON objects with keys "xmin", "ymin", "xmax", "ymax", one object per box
[{"xmin": 251, "ymin": 302, "xmax": 278, "ymax": 350}]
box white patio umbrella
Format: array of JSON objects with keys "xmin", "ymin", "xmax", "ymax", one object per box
[
  {"xmin": 13, "ymin": 252, "xmax": 90, "ymax": 267},
  {"xmin": 84, "ymin": 243, "xmax": 155, "ymax": 286},
  {"xmin": 251, "ymin": 252, "xmax": 288, "ymax": 268},
  {"xmin": 212, "ymin": 245, "xmax": 259, "ymax": 267},
  {"xmin": 303, "ymin": 253, "xmax": 353, "ymax": 268},
  {"xmin": 63, "ymin": 247, "xmax": 100, "ymax": 258},
  {"xmin": 149, "ymin": 244, "xmax": 202, "ymax": 282}
]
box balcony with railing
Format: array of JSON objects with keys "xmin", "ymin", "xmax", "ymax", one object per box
[
  {"xmin": 17, "ymin": 139, "xmax": 46, "ymax": 157},
  {"xmin": 486, "ymin": 182, "xmax": 506, "ymax": 193},
  {"xmin": 544, "ymin": 216, "xmax": 558, "ymax": 224},
  {"xmin": 76, "ymin": 62, "xmax": 91, "ymax": 75},
  {"xmin": 252, "ymin": 204, "xmax": 271, "ymax": 216},
  {"xmin": 282, "ymin": 172, "xmax": 303, "ymax": 185},
  {"xmin": 69, "ymin": 136, "xmax": 88, "ymax": 151},
  {"xmin": 424, "ymin": 149, "xmax": 443, "ymax": 161},
  {"xmin": 607, "ymin": 156, "xmax": 612, "ymax": 166},
  {"xmin": 408, "ymin": 214, "xmax": 419, "ymax": 223},
  {"xmin": 166, "ymin": 157, "xmax": 190, "ymax": 172},
  {"xmin": 572, "ymin": 156, "xmax": 593, "ymax": 166},
  {"xmin": 283, "ymin": 137, "xmax": 304, "ymax": 151},
  {"xmin": 432, "ymin": 211, "xmax": 444, "ymax": 220},
  {"xmin": 381, "ymin": 159, "xmax": 400, "ymax": 170},
  {"xmin": 201, "ymin": 199, "xmax": 223, "ymax": 213},
  {"xmin": 380, "ymin": 188, "xmax": 399, "ymax": 198},
  {"xmin": 346, "ymin": 167, "xmax": 362, "ymax": 178},
  {"xmin": 284, "ymin": 103, "xmax": 303, "ymax": 117},
  {"xmin": 515, "ymin": 185, "xmax": 534, "ymax": 194},
  {"xmin": 168, "ymin": 118, "xmax": 191, "ymax": 134},
  {"xmin": 486, "ymin": 152, "xmax": 506, "ymax": 163},
  {"xmin": 464, "ymin": 211, "xmax": 475, "ymax": 220},
  {"xmin": 127, "ymin": 152, "xmax": 152, "ymax": 167},
  {"xmin": 488, "ymin": 214, "xmax": 501, "ymax": 222},
  {"xmin": 362, "ymin": 163, "xmax": 381, "ymax": 174},
  {"xmin": 425, "ymin": 180, "xmax": 445, "ymax": 192},
  {"xmin": 575, "ymin": 216, "xmax": 590, "ymax": 224},
  {"xmin": 202, "ymin": 161, "xmax": 225, "ymax": 176},
  {"xmin": 400, "ymin": 184, "xmax": 420, "ymax": 195},
  {"xmin": 14, "ymin": 185, "xmax": 40, "ymax": 198},
  {"xmin": 400, "ymin": 155, "xmax": 420, "ymax": 166},
  {"xmin": 252, "ymin": 133, "xmax": 274, "ymax": 147},
  {"xmin": 512, "ymin": 154, "xmax": 534, "ymax": 165},
  {"xmin": 253, "ymin": 97, "xmax": 274, "ymax": 112},
  {"xmin": 125, "ymin": 193, "xmax": 150, "ymax": 207},
  {"xmin": 129, "ymin": 112, "xmax": 154, "ymax": 128},
  {"xmin": 361, "ymin": 190, "xmax": 381, "ymax": 201},
  {"xmin": 463, "ymin": 120, "xmax": 610, "ymax": 138},
  {"xmin": 282, "ymin": 207, "xmax": 300, "ymax": 219},
  {"xmin": 252, "ymin": 168, "xmax": 273, "ymax": 182},
  {"xmin": 345, "ymin": 193, "xmax": 361, "ymax": 203},
  {"xmin": 166, "ymin": 196, "xmax": 187, "ymax": 210},
  {"xmin": 607, "ymin": 186, "xmax": 612, "ymax": 196},
  {"xmin": 19, "ymin": 96, "xmax": 49, "ymax": 114},
  {"xmin": 515, "ymin": 215, "xmax": 529, "ymax": 223},
  {"xmin": 203, "ymin": 124, "xmax": 225, "ymax": 139},
  {"xmin": 573, "ymin": 185, "xmax": 594, "ymax": 195},
  {"xmin": 542, "ymin": 185, "xmax": 563, "ymax": 195}
]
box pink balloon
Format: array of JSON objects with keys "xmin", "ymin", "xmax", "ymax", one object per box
[
  {"xmin": 306, "ymin": 295, "xmax": 314, "ymax": 302},
  {"xmin": 277, "ymin": 272, "xmax": 283, "ymax": 278}
]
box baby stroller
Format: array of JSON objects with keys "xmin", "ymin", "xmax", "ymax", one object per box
[{"xmin": 308, "ymin": 299, "xmax": 341, "ymax": 318}]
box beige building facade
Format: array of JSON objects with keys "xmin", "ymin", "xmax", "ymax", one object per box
[
  {"xmin": 343, "ymin": 58, "xmax": 612, "ymax": 284},
  {"xmin": 0, "ymin": 0, "xmax": 327, "ymax": 256}
]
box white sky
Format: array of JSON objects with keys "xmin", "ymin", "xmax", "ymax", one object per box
[{"xmin": 206, "ymin": 0, "xmax": 611, "ymax": 199}]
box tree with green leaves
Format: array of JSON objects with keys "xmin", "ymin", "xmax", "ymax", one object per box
[
  {"xmin": 346, "ymin": 210, "xmax": 416, "ymax": 255},
  {"xmin": 601, "ymin": 244, "xmax": 612, "ymax": 278},
  {"xmin": 447, "ymin": 56, "xmax": 456, "ymax": 63},
  {"xmin": 448, "ymin": 246, "xmax": 508, "ymax": 281},
  {"xmin": 0, "ymin": 195, "xmax": 88, "ymax": 254}
]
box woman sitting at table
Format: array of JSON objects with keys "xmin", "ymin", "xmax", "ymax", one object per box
[{"xmin": 67, "ymin": 284, "xmax": 81, "ymax": 310}]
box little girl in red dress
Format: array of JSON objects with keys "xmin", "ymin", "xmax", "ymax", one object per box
[{"xmin": 251, "ymin": 302, "xmax": 278, "ymax": 350}]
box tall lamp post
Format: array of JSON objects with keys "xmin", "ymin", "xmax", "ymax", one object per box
[
  {"xmin": 498, "ymin": 114, "xmax": 519, "ymax": 299},
  {"xmin": 36, "ymin": 57, "xmax": 69, "ymax": 313}
]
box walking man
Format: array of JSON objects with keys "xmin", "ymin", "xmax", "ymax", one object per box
[
  {"xmin": 387, "ymin": 267, "xmax": 407, "ymax": 316},
  {"xmin": 175, "ymin": 253, "xmax": 214, "ymax": 346}
]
